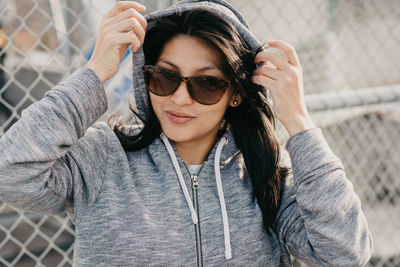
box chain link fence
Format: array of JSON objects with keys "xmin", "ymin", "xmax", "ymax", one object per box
[{"xmin": 0, "ymin": 0, "xmax": 399, "ymax": 266}]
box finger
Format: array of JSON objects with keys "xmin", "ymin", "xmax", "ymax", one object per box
[
  {"xmin": 131, "ymin": 18, "xmax": 145, "ymax": 44},
  {"xmin": 118, "ymin": 32, "xmax": 140, "ymax": 45},
  {"xmin": 254, "ymin": 50, "xmax": 288, "ymax": 70},
  {"xmin": 115, "ymin": 32, "xmax": 141, "ymax": 52},
  {"xmin": 108, "ymin": 8, "xmax": 138, "ymax": 24},
  {"xmin": 267, "ymin": 40, "xmax": 301, "ymax": 67},
  {"xmin": 107, "ymin": 1, "xmax": 146, "ymax": 18},
  {"xmin": 104, "ymin": 8, "xmax": 147, "ymax": 34},
  {"xmin": 251, "ymin": 74, "xmax": 277, "ymax": 90},
  {"xmin": 253, "ymin": 65, "xmax": 281, "ymax": 80},
  {"xmin": 119, "ymin": 32, "xmax": 141, "ymax": 57},
  {"xmin": 133, "ymin": 9, "xmax": 147, "ymax": 31},
  {"xmin": 109, "ymin": 17, "xmax": 136, "ymax": 32},
  {"xmin": 131, "ymin": 37, "xmax": 142, "ymax": 53},
  {"xmin": 110, "ymin": 17, "xmax": 145, "ymax": 43},
  {"xmin": 263, "ymin": 61, "xmax": 278, "ymax": 70},
  {"xmin": 111, "ymin": 7, "xmax": 147, "ymax": 30}
]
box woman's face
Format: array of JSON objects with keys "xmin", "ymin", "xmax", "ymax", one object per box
[{"xmin": 149, "ymin": 34, "xmax": 237, "ymax": 147}]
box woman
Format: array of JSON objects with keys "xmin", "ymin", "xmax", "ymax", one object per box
[{"xmin": 0, "ymin": 0, "xmax": 372, "ymax": 266}]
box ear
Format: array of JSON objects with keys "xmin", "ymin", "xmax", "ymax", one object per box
[{"xmin": 229, "ymin": 93, "xmax": 242, "ymax": 107}]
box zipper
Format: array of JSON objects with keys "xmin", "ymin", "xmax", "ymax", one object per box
[
  {"xmin": 191, "ymin": 174, "xmax": 203, "ymax": 267},
  {"xmin": 183, "ymin": 162, "xmax": 205, "ymax": 267}
]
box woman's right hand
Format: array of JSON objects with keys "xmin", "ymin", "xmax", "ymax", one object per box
[{"xmin": 85, "ymin": 1, "xmax": 147, "ymax": 83}]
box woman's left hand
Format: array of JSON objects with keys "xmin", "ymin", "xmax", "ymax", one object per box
[{"xmin": 252, "ymin": 40, "xmax": 315, "ymax": 136}]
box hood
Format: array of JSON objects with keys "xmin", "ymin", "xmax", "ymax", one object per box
[
  {"xmin": 131, "ymin": 0, "xmax": 263, "ymax": 121},
  {"xmin": 128, "ymin": 1, "xmax": 263, "ymax": 261}
]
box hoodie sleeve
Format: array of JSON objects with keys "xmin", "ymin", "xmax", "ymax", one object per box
[
  {"xmin": 276, "ymin": 128, "xmax": 373, "ymax": 266},
  {"xmin": 0, "ymin": 67, "xmax": 108, "ymax": 222}
]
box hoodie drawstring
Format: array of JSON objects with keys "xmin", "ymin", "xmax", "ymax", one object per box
[
  {"xmin": 214, "ymin": 138, "xmax": 232, "ymax": 260},
  {"xmin": 161, "ymin": 134, "xmax": 232, "ymax": 260},
  {"xmin": 161, "ymin": 134, "xmax": 198, "ymax": 225}
]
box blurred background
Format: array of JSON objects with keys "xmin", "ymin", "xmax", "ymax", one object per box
[{"xmin": 0, "ymin": 0, "xmax": 399, "ymax": 266}]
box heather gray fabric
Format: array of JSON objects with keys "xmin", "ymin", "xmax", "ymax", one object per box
[{"xmin": 0, "ymin": 0, "xmax": 372, "ymax": 266}]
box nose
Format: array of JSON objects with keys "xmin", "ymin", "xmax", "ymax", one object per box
[{"xmin": 170, "ymin": 80, "xmax": 194, "ymax": 106}]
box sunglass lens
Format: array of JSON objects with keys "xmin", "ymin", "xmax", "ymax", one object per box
[
  {"xmin": 190, "ymin": 77, "xmax": 227, "ymax": 105},
  {"xmin": 144, "ymin": 68, "xmax": 180, "ymax": 96}
]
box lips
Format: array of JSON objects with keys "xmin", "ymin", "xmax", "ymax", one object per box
[{"xmin": 165, "ymin": 110, "xmax": 195, "ymax": 124}]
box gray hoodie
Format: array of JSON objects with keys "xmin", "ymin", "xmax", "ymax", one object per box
[{"xmin": 0, "ymin": 0, "xmax": 372, "ymax": 266}]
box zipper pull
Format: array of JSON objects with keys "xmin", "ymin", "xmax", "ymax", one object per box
[{"xmin": 191, "ymin": 174, "xmax": 199, "ymax": 189}]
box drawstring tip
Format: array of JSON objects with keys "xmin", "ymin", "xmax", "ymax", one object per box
[
  {"xmin": 225, "ymin": 249, "xmax": 232, "ymax": 260},
  {"xmin": 192, "ymin": 214, "xmax": 198, "ymax": 225}
]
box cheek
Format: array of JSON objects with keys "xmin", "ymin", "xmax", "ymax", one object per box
[
  {"xmin": 195, "ymin": 101, "xmax": 230, "ymax": 132},
  {"xmin": 200, "ymin": 106, "xmax": 226, "ymax": 123},
  {"xmin": 199, "ymin": 92, "xmax": 232, "ymax": 122}
]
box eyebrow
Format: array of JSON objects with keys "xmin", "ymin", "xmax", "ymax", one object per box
[{"xmin": 157, "ymin": 59, "xmax": 221, "ymax": 72}]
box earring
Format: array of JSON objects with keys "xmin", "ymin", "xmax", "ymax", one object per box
[{"xmin": 233, "ymin": 100, "xmax": 238, "ymax": 105}]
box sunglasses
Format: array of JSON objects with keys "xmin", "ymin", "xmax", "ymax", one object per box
[{"xmin": 142, "ymin": 65, "xmax": 230, "ymax": 105}]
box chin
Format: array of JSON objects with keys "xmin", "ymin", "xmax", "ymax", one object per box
[{"xmin": 162, "ymin": 126, "xmax": 194, "ymax": 143}]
